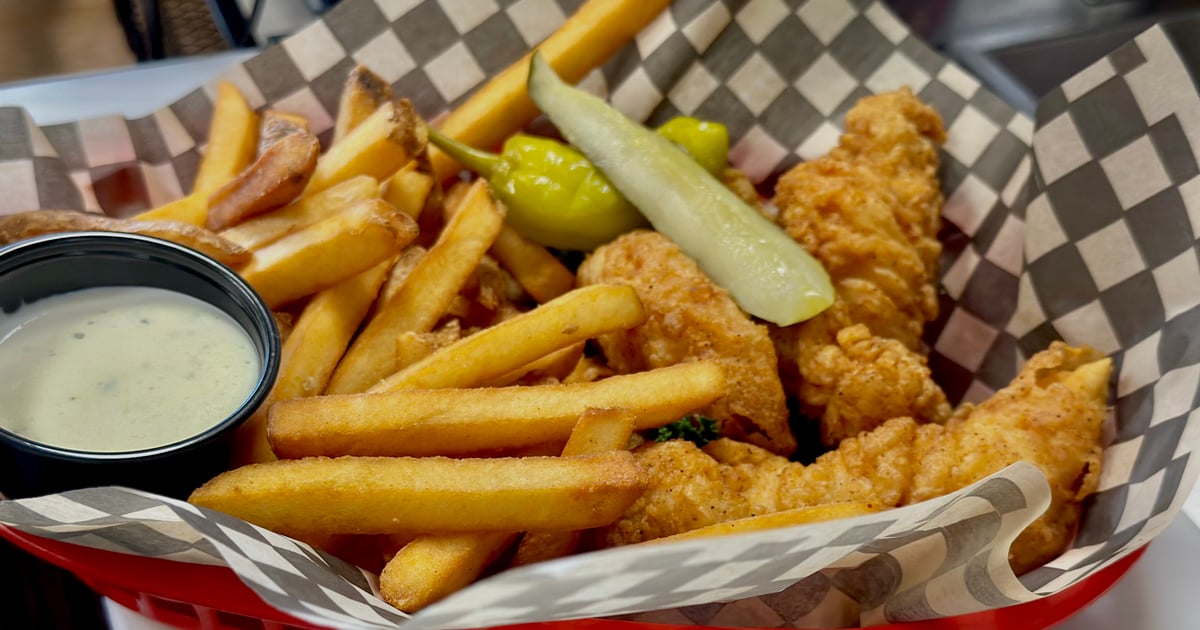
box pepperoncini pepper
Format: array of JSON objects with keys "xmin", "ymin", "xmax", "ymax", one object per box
[
  {"xmin": 427, "ymin": 128, "xmax": 647, "ymax": 251},
  {"xmin": 655, "ymin": 117, "xmax": 729, "ymax": 176}
]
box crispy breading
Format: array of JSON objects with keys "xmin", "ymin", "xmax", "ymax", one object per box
[
  {"xmin": 601, "ymin": 343, "xmax": 1110, "ymax": 575},
  {"xmin": 909, "ymin": 344, "xmax": 1110, "ymax": 573},
  {"xmin": 597, "ymin": 439, "xmax": 759, "ymax": 547},
  {"xmin": 772, "ymin": 88, "xmax": 949, "ymax": 445},
  {"xmin": 578, "ymin": 230, "xmax": 795, "ymax": 455}
]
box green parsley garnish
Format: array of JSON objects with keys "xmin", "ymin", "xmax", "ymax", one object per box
[{"xmin": 652, "ymin": 414, "xmax": 720, "ymax": 447}]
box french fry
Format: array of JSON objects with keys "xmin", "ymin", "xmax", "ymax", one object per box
[
  {"xmin": 135, "ymin": 193, "xmax": 207, "ymax": 225},
  {"xmin": 564, "ymin": 355, "xmax": 616, "ymax": 384},
  {"xmin": 0, "ymin": 210, "xmax": 251, "ymax": 269},
  {"xmin": 560, "ymin": 407, "xmax": 636, "ymax": 455},
  {"xmin": 429, "ymin": 0, "xmax": 671, "ymax": 180},
  {"xmin": 188, "ymin": 452, "xmax": 647, "ymax": 535},
  {"xmin": 239, "ymin": 199, "xmax": 416, "ymax": 308},
  {"xmin": 376, "ymin": 244, "xmax": 427, "ymax": 309},
  {"xmin": 193, "ymin": 82, "xmax": 261, "ymax": 195},
  {"xmin": 206, "ymin": 130, "xmax": 321, "ymax": 230},
  {"xmin": 486, "ymin": 341, "xmax": 584, "ymax": 386},
  {"xmin": 306, "ymin": 100, "xmax": 426, "ymax": 195},
  {"xmin": 393, "ymin": 331, "xmax": 436, "ymax": 369},
  {"xmin": 646, "ymin": 503, "xmax": 882, "ymax": 544},
  {"xmin": 380, "ymin": 532, "xmax": 519, "ymax": 612},
  {"xmin": 334, "ymin": 65, "xmax": 394, "ymax": 144},
  {"xmin": 511, "ymin": 408, "xmax": 636, "ymax": 567},
  {"xmin": 383, "ymin": 163, "xmax": 434, "ymax": 220},
  {"xmin": 490, "ymin": 226, "xmax": 575, "ymax": 303},
  {"xmin": 235, "ymin": 257, "xmax": 396, "ymax": 465},
  {"xmin": 219, "ymin": 175, "xmax": 381, "ymax": 250},
  {"xmin": 367, "ymin": 284, "xmax": 646, "ymax": 393},
  {"xmin": 137, "ymin": 82, "xmax": 259, "ymax": 225},
  {"xmin": 381, "ymin": 408, "xmax": 635, "ymax": 611},
  {"xmin": 326, "ymin": 180, "xmax": 504, "ymax": 394},
  {"xmin": 273, "ymin": 312, "xmax": 295, "ymax": 344},
  {"xmin": 394, "ymin": 321, "xmax": 462, "ymax": 369},
  {"xmin": 258, "ymin": 110, "xmax": 310, "ymax": 153},
  {"xmin": 268, "ymin": 362, "xmax": 724, "ymax": 458}
]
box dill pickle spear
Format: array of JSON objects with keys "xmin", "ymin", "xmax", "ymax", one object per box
[{"xmin": 526, "ymin": 54, "xmax": 833, "ymax": 325}]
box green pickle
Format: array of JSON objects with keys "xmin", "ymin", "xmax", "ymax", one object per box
[{"xmin": 526, "ymin": 53, "xmax": 834, "ymax": 326}]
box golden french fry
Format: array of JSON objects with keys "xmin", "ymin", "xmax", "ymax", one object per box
[
  {"xmin": 490, "ymin": 226, "xmax": 575, "ymax": 303},
  {"xmin": 382, "ymin": 408, "xmax": 635, "ymax": 611},
  {"xmin": 394, "ymin": 321, "xmax": 462, "ymax": 368},
  {"xmin": 561, "ymin": 407, "xmax": 636, "ymax": 455},
  {"xmin": 206, "ymin": 131, "xmax": 321, "ymax": 230},
  {"xmin": 326, "ymin": 180, "xmax": 504, "ymax": 394},
  {"xmin": 135, "ymin": 193, "xmax": 207, "ymax": 225},
  {"xmin": 239, "ymin": 199, "xmax": 416, "ymax": 308},
  {"xmin": 383, "ymin": 163, "xmax": 434, "ymax": 220},
  {"xmin": 511, "ymin": 408, "xmax": 636, "ymax": 567},
  {"xmin": 135, "ymin": 82, "xmax": 260, "ymax": 225},
  {"xmin": 376, "ymin": 244, "xmax": 427, "ymax": 310},
  {"xmin": 188, "ymin": 452, "xmax": 647, "ymax": 535},
  {"xmin": 393, "ymin": 331, "xmax": 435, "ymax": 369},
  {"xmin": 334, "ymin": 65, "xmax": 394, "ymax": 144},
  {"xmin": 486, "ymin": 341, "xmax": 583, "ymax": 387},
  {"xmin": 306, "ymin": 100, "xmax": 426, "ymax": 195},
  {"xmin": 648, "ymin": 503, "xmax": 882, "ymax": 544},
  {"xmin": 367, "ymin": 284, "xmax": 646, "ymax": 394},
  {"xmin": 235, "ymin": 257, "xmax": 396, "ymax": 465},
  {"xmin": 219, "ymin": 176, "xmax": 381, "ymax": 251},
  {"xmin": 273, "ymin": 311, "xmax": 295, "ymax": 344},
  {"xmin": 193, "ymin": 82, "xmax": 261, "ymax": 195},
  {"xmin": 258, "ymin": 110, "xmax": 310, "ymax": 153},
  {"xmin": 0, "ymin": 210, "xmax": 251, "ymax": 269},
  {"xmin": 269, "ymin": 362, "xmax": 724, "ymax": 458},
  {"xmin": 441, "ymin": 180, "xmax": 472, "ymax": 216},
  {"xmin": 381, "ymin": 532, "xmax": 519, "ymax": 612},
  {"xmin": 430, "ymin": 0, "xmax": 671, "ymax": 180},
  {"xmin": 564, "ymin": 355, "xmax": 616, "ymax": 384}
]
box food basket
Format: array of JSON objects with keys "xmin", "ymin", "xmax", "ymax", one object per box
[
  {"xmin": 3, "ymin": 0, "xmax": 1200, "ymax": 628},
  {"xmin": 0, "ymin": 522, "xmax": 1147, "ymax": 629}
]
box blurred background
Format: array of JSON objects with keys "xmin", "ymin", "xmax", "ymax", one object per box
[
  {"xmin": 0, "ymin": 0, "xmax": 335, "ymax": 83},
  {"xmin": 2, "ymin": 0, "xmax": 1198, "ymax": 114}
]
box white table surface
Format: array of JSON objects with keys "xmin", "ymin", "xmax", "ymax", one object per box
[{"xmin": 3, "ymin": 53, "xmax": 1199, "ymax": 630}]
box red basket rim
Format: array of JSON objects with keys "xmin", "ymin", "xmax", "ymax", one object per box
[{"xmin": 2, "ymin": 523, "xmax": 1144, "ymax": 630}]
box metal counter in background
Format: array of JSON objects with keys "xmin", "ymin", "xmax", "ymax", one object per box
[{"xmin": 889, "ymin": 0, "xmax": 1200, "ymax": 114}]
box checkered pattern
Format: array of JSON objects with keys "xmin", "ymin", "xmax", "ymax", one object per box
[
  {"xmin": 0, "ymin": 465, "xmax": 1052, "ymax": 629},
  {"xmin": 1010, "ymin": 24, "xmax": 1200, "ymax": 595},
  {"xmin": 0, "ymin": 487, "xmax": 407, "ymax": 630},
  {"xmin": 2, "ymin": 0, "xmax": 1200, "ymax": 627}
]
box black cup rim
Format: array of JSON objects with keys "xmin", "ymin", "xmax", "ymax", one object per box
[{"xmin": 0, "ymin": 231, "xmax": 280, "ymax": 463}]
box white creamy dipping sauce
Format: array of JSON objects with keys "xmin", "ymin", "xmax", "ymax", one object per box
[{"xmin": 0, "ymin": 286, "xmax": 260, "ymax": 452}]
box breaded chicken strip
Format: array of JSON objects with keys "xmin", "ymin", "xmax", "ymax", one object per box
[
  {"xmin": 772, "ymin": 88, "xmax": 950, "ymax": 445},
  {"xmin": 601, "ymin": 343, "xmax": 1110, "ymax": 575},
  {"xmin": 909, "ymin": 344, "xmax": 1108, "ymax": 573},
  {"xmin": 578, "ymin": 230, "xmax": 794, "ymax": 454}
]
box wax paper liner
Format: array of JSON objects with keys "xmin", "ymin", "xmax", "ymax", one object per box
[{"xmin": 2, "ymin": 0, "xmax": 1200, "ymax": 628}]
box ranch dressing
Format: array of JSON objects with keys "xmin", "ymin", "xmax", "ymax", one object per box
[{"xmin": 0, "ymin": 286, "xmax": 259, "ymax": 452}]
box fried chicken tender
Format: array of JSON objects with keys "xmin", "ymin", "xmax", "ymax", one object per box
[
  {"xmin": 772, "ymin": 88, "xmax": 950, "ymax": 445},
  {"xmin": 602, "ymin": 343, "xmax": 1111, "ymax": 575},
  {"xmin": 910, "ymin": 344, "xmax": 1109, "ymax": 573},
  {"xmin": 578, "ymin": 230, "xmax": 794, "ymax": 454}
]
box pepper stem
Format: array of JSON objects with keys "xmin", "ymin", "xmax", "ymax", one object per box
[{"xmin": 426, "ymin": 128, "xmax": 504, "ymax": 179}]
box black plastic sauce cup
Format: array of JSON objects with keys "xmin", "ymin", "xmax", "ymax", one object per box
[{"xmin": 0, "ymin": 231, "xmax": 280, "ymax": 500}]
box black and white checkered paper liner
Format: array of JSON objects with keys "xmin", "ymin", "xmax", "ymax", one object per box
[{"xmin": 0, "ymin": 0, "xmax": 1198, "ymax": 627}]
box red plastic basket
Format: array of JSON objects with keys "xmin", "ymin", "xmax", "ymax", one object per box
[{"xmin": 2, "ymin": 523, "xmax": 1144, "ymax": 630}]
